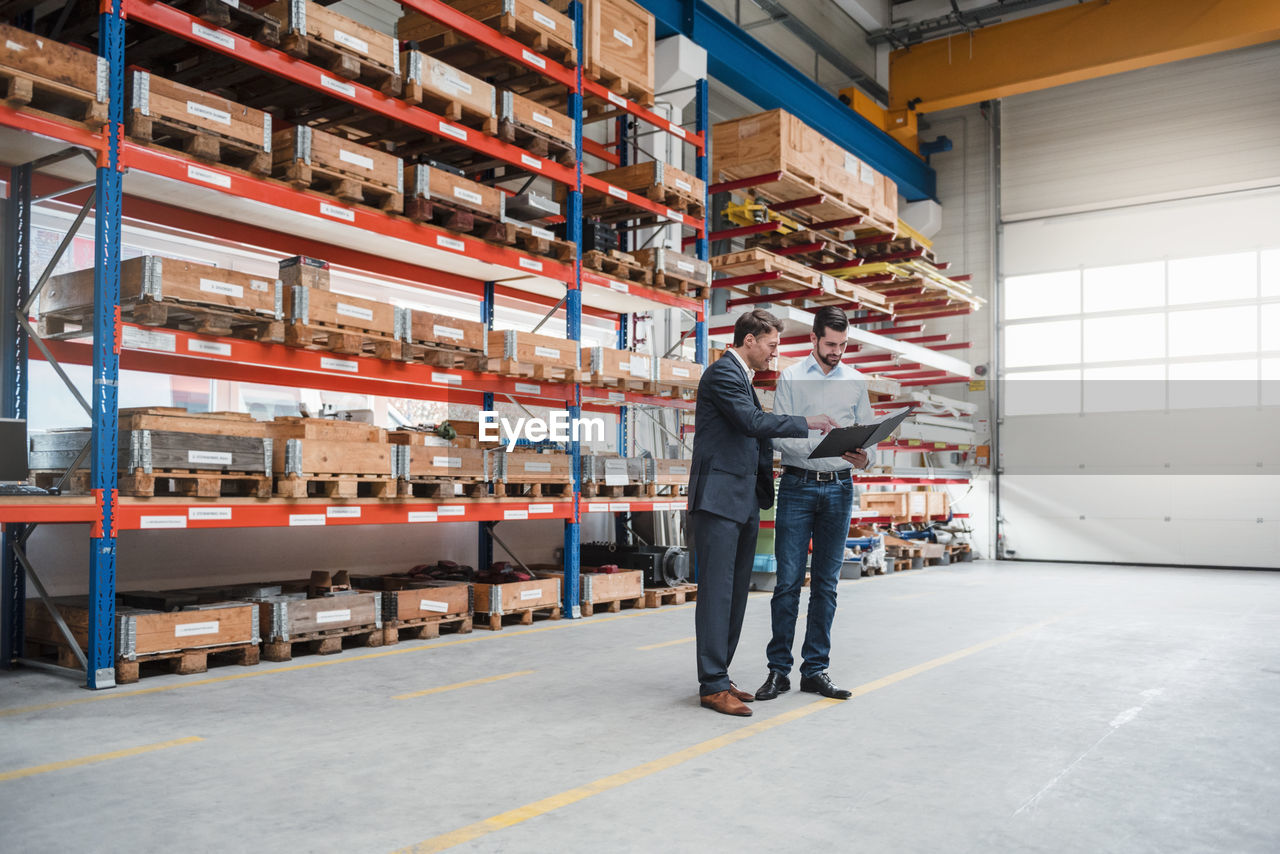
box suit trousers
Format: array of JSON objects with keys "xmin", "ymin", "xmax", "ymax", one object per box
[{"xmin": 691, "ymin": 508, "xmax": 761, "ymax": 696}]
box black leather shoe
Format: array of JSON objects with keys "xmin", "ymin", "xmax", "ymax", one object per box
[
  {"xmin": 754, "ymin": 671, "xmax": 791, "ymax": 701},
  {"xmin": 800, "ymin": 672, "xmax": 852, "ymax": 700}
]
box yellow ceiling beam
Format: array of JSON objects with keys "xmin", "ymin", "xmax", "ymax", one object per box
[{"xmin": 888, "ymin": 0, "xmax": 1280, "ymax": 113}]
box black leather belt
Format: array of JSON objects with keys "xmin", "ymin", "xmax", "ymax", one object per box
[{"xmin": 782, "ymin": 466, "xmax": 851, "ymax": 483}]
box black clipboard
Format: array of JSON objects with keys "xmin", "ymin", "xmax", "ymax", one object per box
[{"xmin": 807, "ymin": 408, "xmax": 913, "ymax": 459}]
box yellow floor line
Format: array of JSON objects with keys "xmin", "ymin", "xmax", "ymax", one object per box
[
  {"xmin": 637, "ymin": 636, "xmax": 694, "ymax": 651},
  {"xmin": 392, "ymin": 613, "xmax": 1070, "ymax": 854},
  {"xmin": 0, "ymin": 736, "xmax": 203, "ymax": 783},
  {"xmin": 0, "ymin": 602, "xmax": 699, "ymax": 719},
  {"xmin": 394, "ymin": 670, "xmax": 533, "ymax": 700}
]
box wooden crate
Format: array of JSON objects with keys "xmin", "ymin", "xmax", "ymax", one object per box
[
  {"xmin": 656, "ymin": 357, "xmax": 701, "ymax": 390},
  {"xmin": 272, "ymin": 125, "xmax": 402, "ymax": 213},
  {"xmin": 630, "ymin": 247, "xmax": 711, "ymax": 298},
  {"xmin": 393, "ymin": 444, "xmax": 488, "ymax": 496},
  {"xmin": 164, "ymin": 0, "xmax": 282, "ymax": 47},
  {"xmin": 586, "ymin": 161, "xmax": 705, "ymax": 216},
  {"xmin": 583, "ymin": 346, "xmax": 653, "ymax": 389},
  {"xmin": 115, "ymin": 407, "xmax": 268, "ymax": 438},
  {"xmin": 538, "ymin": 568, "xmax": 643, "ymax": 617},
  {"xmin": 649, "ymin": 458, "xmax": 691, "ymax": 488},
  {"xmin": 404, "ymin": 163, "xmax": 504, "ymax": 220},
  {"xmin": 498, "ymin": 89, "xmax": 574, "ymax": 158},
  {"xmin": 403, "ymin": 308, "xmax": 487, "ymax": 354},
  {"xmin": 550, "ymin": 0, "xmax": 652, "ymax": 106},
  {"xmin": 489, "ymin": 450, "xmax": 572, "ymax": 498},
  {"xmin": 581, "ymin": 455, "xmax": 650, "ymax": 498},
  {"xmin": 262, "ymin": 0, "xmax": 400, "ymax": 94},
  {"xmin": 256, "ymin": 591, "xmax": 383, "ymax": 660},
  {"xmin": 925, "ymin": 490, "xmax": 950, "ymax": 519},
  {"xmin": 402, "ymin": 50, "xmax": 496, "ymax": 129},
  {"xmin": 0, "ymin": 23, "xmax": 107, "ymax": 129},
  {"xmin": 861, "ymin": 491, "xmax": 928, "ymax": 520},
  {"xmin": 353, "ymin": 578, "xmax": 473, "ymax": 642},
  {"xmin": 282, "ymin": 284, "xmax": 400, "ymax": 357},
  {"xmin": 266, "ymin": 418, "xmax": 395, "ymax": 497},
  {"xmin": 279, "ymin": 255, "xmax": 330, "ymax": 291},
  {"xmin": 488, "ymin": 328, "xmax": 581, "ymax": 382},
  {"xmin": 265, "ymin": 417, "xmax": 387, "ymax": 443},
  {"xmin": 127, "ymin": 71, "xmax": 271, "ymax": 175},
  {"xmin": 473, "ymin": 576, "xmax": 561, "ymax": 630},
  {"xmin": 713, "ymin": 109, "xmax": 824, "ymax": 192},
  {"xmin": 398, "ymin": 0, "xmax": 576, "ymax": 66},
  {"xmin": 819, "ymin": 142, "xmax": 878, "ymax": 217}
]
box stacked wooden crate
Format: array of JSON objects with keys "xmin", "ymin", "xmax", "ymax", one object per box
[
  {"xmin": 266, "ymin": 417, "xmax": 397, "ymax": 498},
  {"xmin": 390, "ymin": 430, "xmax": 489, "ymax": 499},
  {"xmin": 551, "ymin": 0, "xmax": 654, "ymax": 106},
  {"xmin": 487, "ymin": 448, "xmax": 572, "ymax": 498},
  {"xmin": 582, "ymin": 346, "xmax": 654, "ymax": 393},
  {"xmin": 0, "ymin": 23, "xmax": 108, "ymax": 129},
  {"xmin": 264, "ymin": 0, "xmax": 401, "ymax": 94},
  {"xmin": 580, "ymin": 455, "xmax": 650, "ymax": 498},
  {"xmin": 488, "ymin": 328, "xmax": 581, "ymax": 382},
  {"xmin": 535, "ymin": 566, "xmax": 645, "ymax": 617},
  {"xmin": 272, "ymin": 124, "xmax": 403, "ymax": 212},
  {"xmin": 351, "ymin": 576, "xmax": 473, "ymax": 643},
  {"xmin": 398, "ymin": 0, "xmax": 578, "ymax": 66},
  {"xmin": 473, "ymin": 573, "xmax": 562, "ymax": 630}
]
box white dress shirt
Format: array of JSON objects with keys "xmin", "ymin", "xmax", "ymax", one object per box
[
  {"xmin": 773, "ymin": 353, "xmax": 875, "ymax": 472},
  {"xmin": 726, "ymin": 347, "xmax": 754, "ymax": 381}
]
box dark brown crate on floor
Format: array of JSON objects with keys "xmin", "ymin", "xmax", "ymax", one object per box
[
  {"xmin": 256, "ymin": 591, "xmax": 384, "ymax": 661},
  {"xmin": 473, "ymin": 576, "xmax": 562, "ymax": 630},
  {"xmin": 352, "ymin": 577, "xmax": 474, "ymax": 644}
]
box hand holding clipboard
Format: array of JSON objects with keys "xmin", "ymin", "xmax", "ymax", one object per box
[{"xmin": 806, "ymin": 407, "xmax": 914, "ymax": 460}]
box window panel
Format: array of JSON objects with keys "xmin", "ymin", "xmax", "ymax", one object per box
[
  {"xmin": 1083, "ymin": 262, "xmax": 1165, "ymax": 313},
  {"xmin": 1083, "ymin": 364, "xmax": 1166, "ymax": 412},
  {"xmin": 1002, "ymin": 369, "xmax": 1081, "ymax": 416},
  {"xmin": 1262, "ymin": 250, "xmax": 1280, "ymax": 298},
  {"xmin": 1169, "ymin": 359, "xmax": 1258, "ymax": 409},
  {"xmin": 1004, "ymin": 319, "xmax": 1081, "ymax": 368},
  {"xmin": 1083, "ymin": 313, "xmax": 1164, "ymax": 362},
  {"xmin": 1262, "ymin": 303, "xmax": 1280, "ymax": 352},
  {"xmin": 1003, "ymin": 271, "xmax": 1080, "ymax": 320},
  {"xmin": 1168, "ymin": 252, "xmax": 1257, "ymax": 305},
  {"xmin": 1168, "ymin": 306, "xmax": 1257, "ymax": 358}
]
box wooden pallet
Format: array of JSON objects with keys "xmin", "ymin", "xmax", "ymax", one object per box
[
  {"xmin": 400, "ymin": 342, "xmax": 487, "ymax": 372},
  {"xmin": 274, "ymin": 474, "xmax": 398, "ymax": 499},
  {"xmin": 23, "ymin": 637, "xmax": 259, "ymax": 683},
  {"xmin": 580, "ymin": 62, "xmax": 653, "ymax": 108},
  {"xmin": 169, "ymin": 0, "xmax": 282, "ymax": 46},
  {"xmin": 383, "ymin": 612, "xmax": 473, "ymax": 644},
  {"xmin": 651, "ymin": 270, "xmax": 710, "ymax": 301},
  {"xmin": 512, "ymin": 229, "xmax": 576, "ymax": 261},
  {"xmin": 402, "ymin": 196, "xmax": 515, "ymax": 245},
  {"xmin": 580, "ymin": 592, "xmax": 644, "ymax": 617},
  {"xmin": 284, "ymin": 320, "xmax": 404, "ymax": 360},
  {"xmin": 496, "ymin": 117, "xmax": 574, "ymax": 165},
  {"xmin": 474, "ymin": 602, "xmax": 562, "ymax": 631},
  {"xmin": 643, "ymin": 583, "xmax": 698, "ymax": 608},
  {"xmin": 262, "ymin": 622, "xmax": 384, "ymax": 661},
  {"xmin": 273, "ymin": 20, "xmax": 400, "ymax": 96},
  {"xmin": 488, "ymin": 359, "xmax": 582, "ymax": 384},
  {"xmin": 406, "ymin": 16, "xmax": 577, "ymax": 68},
  {"xmin": 582, "ymin": 250, "xmax": 652, "ymax": 285},
  {"xmin": 278, "ymin": 161, "xmax": 402, "ymax": 213},
  {"xmin": 491, "ymin": 480, "xmax": 572, "ymax": 499},
  {"xmin": 39, "ymin": 298, "xmax": 286, "ymax": 343},
  {"xmin": 31, "ymin": 468, "xmax": 273, "ymax": 498},
  {"xmin": 580, "ymin": 481, "xmax": 656, "ymax": 499},
  {"xmin": 0, "ymin": 66, "xmax": 106, "ymax": 129},
  {"xmin": 403, "ymin": 82, "xmax": 498, "ymax": 136},
  {"xmin": 127, "ymin": 112, "xmax": 271, "ymax": 176},
  {"xmin": 396, "ymin": 477, "xmax": 489, "ymax": 500}
]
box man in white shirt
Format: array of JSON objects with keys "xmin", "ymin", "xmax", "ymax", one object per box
[{"xmin": 755, "ymin": 307, "xmax": 873, "ymax": 702}]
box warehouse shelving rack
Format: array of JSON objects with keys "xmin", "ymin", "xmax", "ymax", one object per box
[{"xmin": 0, "ymin": 0, "xmax": 709, "ymax": 688}]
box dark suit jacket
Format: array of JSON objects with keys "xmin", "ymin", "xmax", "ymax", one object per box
[{"xmin": 687, "ymin": 352, "xmax": 808, "ymax": 524}]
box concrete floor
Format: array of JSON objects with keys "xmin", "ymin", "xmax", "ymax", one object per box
[{"xmin": 2, "ymin": 560, "xmax": 1280, "ymax": 853}]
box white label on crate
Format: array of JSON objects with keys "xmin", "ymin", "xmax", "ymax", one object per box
[
  {"xmin": 321, "ymin": 75, "xmax": 357, "ymax": 98},
  {"xmin": 532, "ymin": 111, "xmax": 555, "ymax": 128},
  {"xmin": 419, "ymin": 599, "xmax": 449, "ymax": 613},
  {"xmin": 140, "ymin": 515, "xmax": 187, "ymax": 529},
  {"xmin": 188, "ymin": 450, "xmax": 233, "ymax": 466},
  {"xmin": 524, "ymin": 461, "xmax": 552, "ymax": 473},
  {"xmin": 668, "ymin": 465, "xmax": 688, "ymax": 474},
  {"xmin": 332, "ymin": 29, "xmax": 369, "ymax": 55},
  {"xmin": 439, "ymin": 75, "xmax": 473, "ymax": 96},
  {"xmin": 250, "ymin": 279, "xmax": 271, "ymax": 292},
  {"xmin": 339, "ymin": 148, "xmax": 375, "ymax": 171},
  {"xmin": 175, "ymin": 621, "xmax": 220, "ymax": 638},
  {"xmin": 606, "ymin": 185, "xmax": 628, "ymax": 200},
  {"xmin": 619, "ymin": 360, "xmax": 631, "ymax": 372},
  {"xmin": 408, "ymin": 511, "xmax": 438, "ymax": 523},
  {"xmin": 612, "ymin": 28, "xmax": 634, "ymax": 47},
  {"xmin": 587, "ymin": 503, "xmax": 609, "ymax": 512},
  {"xmin": 518, "ymin": 258, "xmax": 544, "ymax": 272},
  {"xmin": 187, "ymin": 164, "xmax": 231, "ymax": 188},
  {"xmin": 188, "ymin": 507, "xmax": 232, "ymax": 521},
  {"xmin": 532, "ymin": 9, "xmax": 556, "ymax": 30},
  {"xmin": 192, "ymin": 23, "xmax": 235, "ymax": 50},
  {"xmin": 521, "ymin": 154, "xmax": 543, "ymax": 170},
  {"xmin": 521, "ymin": 49, "xmax": 547, "ymax": 69},
  {"xmin": 844, "ymin": 152, "xmax": 859, "ymax": 175},
  {"xmin": 861, "ymin": 161, "xmax": 875, "ymax": 185},
  {"xmin": 609, "ymin": 280, "xmax": 629, "ymax": 294},
  {"xmin": 534, "ymin": 346, "xmax": 560, "ymax": 360},
  {"xmin": 321, "ymin": 357, "xmax": 359, "ymax": 373},
  {"xmin": 327, "ymin": 506, "xmax": 361, "ymax": 518},
  {"xmin": 529, "ymin": 503, "xmax": 553, "ymax": 514},
  {"xmin": 5, "ymin": 39, "xmax": 24, "ymax": 51},
  {"xmin": 674, "ymin": 179, "xmax": 692, "ymax": 192},
  {"xmin": 199, "ymin": 278, "xmax": 243, "ymax": 298},
  {"xmin": 520, "ymin": 588, "xmax": 543, "ymax": 601},
  {"xmin": 316, "ymin": 609, "xmax": 350, "ymax": 623},
  {"xmin": 433, "ymin": 324, "xmax": 464, "ymax": 340},
  {"xmin": 453, "ymin": 187, "xmax": 483, "ymax": 205},
  {"xmin": 630, "ymin": 356, "xmax": 650, "ymax": 378},
  {"xmin": 122, "ymin": 326, "xmax": 176, "ymax": 353},
  {"xmin": 676, "ymin": 261, "xmax": 696, "ymax": 273},
  {"xmin": 289, "ymin": 514, "xmax": 326, "ymax": 526},
  {"xmin": 432, "ymin": 456, "xmax": 462, "ymax": 469},
  {"xmin": 437, "ymin": 236, "xmax": 465, "ymax": 252},
  {"xmin": 669, "ymin": 124, "xmax": 687, "ymax": 139},
  {"xmin": 514, "ymin": 382, "xmax": 541, "ymax": 395},
  {"xmin": 604, "ymin": 458, "xmax": 630, "ymax": 486},
  {"xmin": 529, "ymin": 226, "xmax": 555, "ymax": 240},
  {"xmin": 188, "ymin": 339, "xmax": 231, "ymax": 356},
  {"xmin": 187, "ymin": 100, "xmax": 231, "ymax": 126},
  {"xmin": 431, "ymin": 372, "xmax": 462, "ymax": 386},
  {"xmin": 607, "ymin": 91, "xmax": 626, "ymax": 107},
  {"xmin": 609, "ymin": 502, "xmax": 631, "ymax": 512},
  {"xmin": 438, "ymin": 122, "xmax": 468, "ymax": 141},
  {"xmin": 337, "ymin": 302, "xmax": 374, "ymax": 322},
  {"xmin": 437, "ymin": 505, "xmax": 466, "ymax": 516},
  {"xmin": 319, "ymin": 202, "xmax": 355, "ymax": 222},
  {"xmin": 671, "ymin": 367, "xmax": 691, "ymax": 378},
  {"xmin": 667, "ymin": 208, "xmax": 682, "ymax": 221},
  {"xmin": 219, "ymin": 0, "xmax": 239, "ymax": 8},
  {"xmin": 504, "ymin": 509, "xmax": 529, "ymax": 521}
]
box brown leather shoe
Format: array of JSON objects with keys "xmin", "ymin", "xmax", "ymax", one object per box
[
  {"xmin": 700, "ymin": 690, "xmax": 753, "ymax": 716},
  {"xmin": 728, "ymin": 682, "xmax": 755, "ymax": 703}
]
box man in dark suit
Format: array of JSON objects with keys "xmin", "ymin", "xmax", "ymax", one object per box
[{"xmin": 688, "ymin": 309, "xmax": 838, "ymax": 716}]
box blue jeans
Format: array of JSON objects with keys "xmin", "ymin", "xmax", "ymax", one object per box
[{"xmin": 767, "ymin": 471, "xmax": 854, "ymax": 678}]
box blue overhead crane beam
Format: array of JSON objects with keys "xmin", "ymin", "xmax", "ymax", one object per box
[{"xmin": 636, "ymin": 0, "xmax": 937, "ymax": 202}]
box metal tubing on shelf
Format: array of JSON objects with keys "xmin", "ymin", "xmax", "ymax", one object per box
[
  {"xmin": 1, "ymin": 163, "xmax": 30, "ymax": 667},
  {"xmin": 87, "ymin": 4, "xmax": 124, "ymax": 691},
  {"xmin": 562, "ymin": 1, "xmax": 584, "ymax": 619}
]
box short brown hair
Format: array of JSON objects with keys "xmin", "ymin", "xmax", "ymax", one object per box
[
  {"xmin": 812, "ymin": 306, "xmax": 849, "ymax": 337},
  {"xmin": 733, "ymin": 308, "xmax": 784, "ymax": 346}
]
